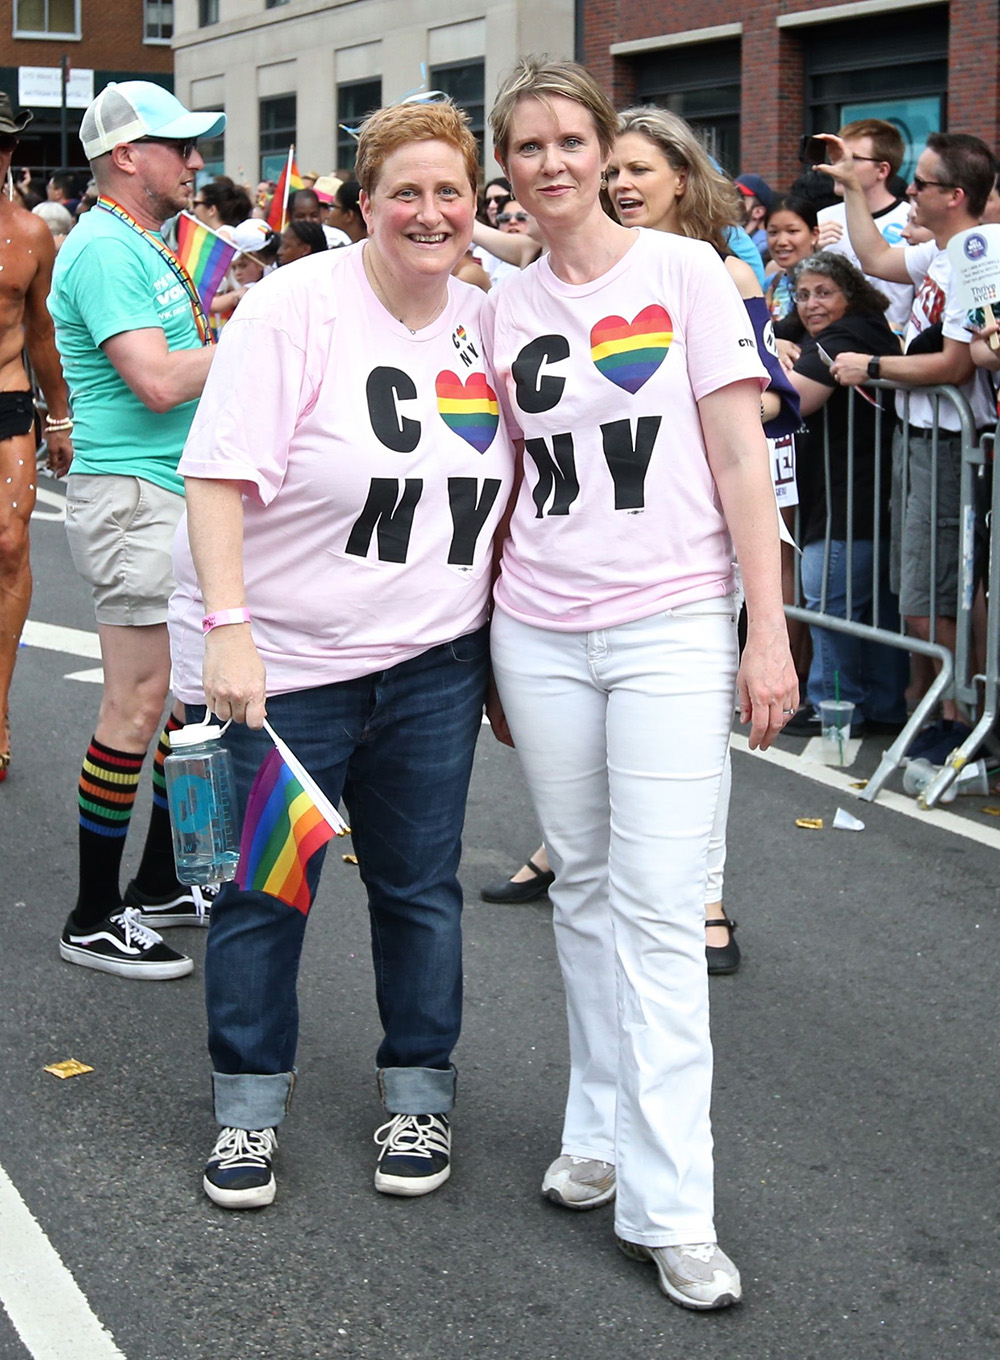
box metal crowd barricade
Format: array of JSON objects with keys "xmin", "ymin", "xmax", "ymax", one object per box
[{"xmin": 783, "ymin": 379, "xmax": 994, "ymax": 805}]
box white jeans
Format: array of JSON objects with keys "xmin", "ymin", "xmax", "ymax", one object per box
[{"xmin": 491, "ymin": 598, "xmax": 739, "ymax": 1246}]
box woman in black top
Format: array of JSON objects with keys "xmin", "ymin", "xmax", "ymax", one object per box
[{"xmin": 784, "ymin": 252, "xmax": 908, "ymax": 735}]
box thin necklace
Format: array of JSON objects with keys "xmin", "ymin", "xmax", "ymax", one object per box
[{"xmin": 364, "ymin": 247, "xmax": 445, "ymax": 334}]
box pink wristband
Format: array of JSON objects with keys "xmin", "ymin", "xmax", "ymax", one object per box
[{"xmin": 202, "ymin": 607, "xmax": 251, "ymax": 635}]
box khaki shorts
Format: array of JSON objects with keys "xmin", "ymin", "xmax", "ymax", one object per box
[
  {"xmin": 65, "ymin": 473, "xmax": 184, "ymax": 626},
  {"xmin": 890, "ymin": 426, "xmax": 962, "ymax": 619}
]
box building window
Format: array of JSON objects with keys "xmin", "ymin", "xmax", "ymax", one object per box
[
  {"xmin": 199, "ymin": 0, "xmax": 219, "ymax": 25},
  {"xmin": 337, "ymin": 79, "xmax": 381, "ymax": 174},
  {"xmin": 803, "ymin": 10, "xmax": 947, "ymax": 184},
  {"xmin": 430, "ymin": 61, "xmax": 484, "ymax": 155},
  {"xmin": 260, "ymin": 94, "xmax": 296, "ymax": 182},
  {"xmin": 632, "ymin": 40, "xmax": 741, "ymax": 175},
  {"xmin": 13, "ymin": 0, "xmax": 80, "ymax": 38},
  {"xmin": 144, "ymin": 0, "xmax": 173, "ymax": 42},
  {"xmin": 197, "ymin": 119, "xmax": 225, "ymax": 181},
  {"xmin": 265, "ymin": 0, "xmax": 290, "ymax": 8}
]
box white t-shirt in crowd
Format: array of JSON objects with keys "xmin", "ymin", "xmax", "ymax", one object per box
[
  {"xmin": 169, "ymin": 242, "xmax": 514, "ymax": 699},
  {"xmin": 900, "ymin": 240, "xmax": 994, "ymax": 431},
  {"xmin": 482, "ymin": 228, "xmax": 768, "ymax": 632},
  {"xmin": 817, "ymin": 198, "xmax": 913, "ymax": 333}
]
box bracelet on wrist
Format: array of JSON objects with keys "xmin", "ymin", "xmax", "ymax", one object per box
[
  {"xmin": 202, "ymin": 607, "xmax": 251, "ymax": 635},
  {"xmin": 44, "ymin": 416, "xmax": 74, "ymax": 430}
]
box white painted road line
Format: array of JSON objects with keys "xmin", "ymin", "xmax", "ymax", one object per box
[
  {"xmin": 731, "ymin": 732, "xmax": 1000, "ymax": 852},
  {"xmin": 0, "ymin": 1159, "xmax": 126, "ymax": 1359},
  {"xmin": 22, "ymin": 620, "xmax": 101, "ymax": 660}
]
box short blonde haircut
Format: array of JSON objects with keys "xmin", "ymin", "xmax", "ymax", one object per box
[
  {"xmin": 490, "ymin": 57, "xmax": 618, "ymax": 162},
  {"xmin": 355, "ymin": 100, "xmax": 479, "ymax": 196},
  {"xmin": 615, "ymin": 106, "xmax": 741, "ymax": 254}
]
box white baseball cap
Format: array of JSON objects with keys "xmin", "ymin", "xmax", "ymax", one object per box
[{"xmin": 80, "ymin": 81, "xmax": 225, "ymax": 161}]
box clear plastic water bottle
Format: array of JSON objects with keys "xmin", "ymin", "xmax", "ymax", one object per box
[{"xmin": 164, "ymin": 718, "xmax": 240, "ymax": 884}]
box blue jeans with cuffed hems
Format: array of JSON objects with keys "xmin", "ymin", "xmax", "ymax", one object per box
[{"xmin": 199, "ymin": 627, "xmax": 489, "ymax": 1131}]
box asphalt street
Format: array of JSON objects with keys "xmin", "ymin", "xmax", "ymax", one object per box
[{"xmin": 0, "ymin": 477, "xmax": 997, "ymax": 1359}]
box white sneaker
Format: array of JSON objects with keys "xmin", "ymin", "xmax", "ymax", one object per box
[
  {"xmin": 617, "ymin": 1238, "xmax": 742, "ymax": 1310},
  {"xmin": 541, "ymin": 1154, "xmax": 616, "ymax": 1210}
]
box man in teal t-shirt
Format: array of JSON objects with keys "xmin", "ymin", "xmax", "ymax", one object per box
[{"xmin": 50, "ymin": 81, "xmax": 225, "ymax": 982}]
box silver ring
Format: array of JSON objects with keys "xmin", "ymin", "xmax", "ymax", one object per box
[{"xmin": 782, "ymin": 708, "xmax": 795, "ymax": 715}]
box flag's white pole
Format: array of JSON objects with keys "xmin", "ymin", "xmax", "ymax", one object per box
[{"xmin": 262, "ymin": 718, "xmax": 348, "ymax": 834}]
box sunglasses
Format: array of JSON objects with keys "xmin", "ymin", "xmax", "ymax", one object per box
[
  {"xmin": 0, "ymin": 136, "xmax": 17, "ymax": 154},
  {"xmin": 498, "ymin": 211, "xmax": 529, "ymax": 224},
  {"xmin": 911, "ymin": 175, "xmax": 954, "ymax": 193},
  {"xmin": 133, "ymin": 137, "xmax": 198, "ymax": 161}
]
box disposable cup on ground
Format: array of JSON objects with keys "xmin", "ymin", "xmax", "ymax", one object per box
[{"xmin": 818, "ymin": 699, "xmax": 855, "ymax": 765}]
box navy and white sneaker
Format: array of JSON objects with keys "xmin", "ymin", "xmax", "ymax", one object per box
[
  {"xmin": 59, "ymin": 906, "xmax": 193, "ymax": 980},
  {"xmin": 204, "ymin": 1126, "xmax": 278, "ymax": 1209},
  {"xmin": 124, "ymin": 879, "xmax": 218, "ymax": 928},
  {"xmin": 373, "ymin": 1113, "xmax": 451, "ymax": 1196}
]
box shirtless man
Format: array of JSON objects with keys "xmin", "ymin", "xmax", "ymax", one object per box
[{"xmin": 0, "ymin": 93, "xmax": 73, "ymax": 780}]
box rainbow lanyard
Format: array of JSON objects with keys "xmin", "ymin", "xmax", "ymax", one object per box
[{"xmin": 96, "ymin": 195, "xmax": 214, "ymax": 347}]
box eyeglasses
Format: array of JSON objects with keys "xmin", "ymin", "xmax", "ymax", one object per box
[
  {"xmin": 498, "ymin": 212, "xmax": 529, "ymax": 224},
  {"xmin": 192, "ymin": 199, "xmax": 207, "ymax": 207},
  {"xmin": 132, "ymin": 137, "xmax": 198, "ymax": 161},
  {"xmin": 849, "ymin": 155, "xmax": 888, "ymax": 165},
  {"xmin": 794, "ymin": 286, "xmax": 842, "ymax": 303},
  {"xmin": 911, "ymin": 175, "xmax": 954, "ymax": 193}
]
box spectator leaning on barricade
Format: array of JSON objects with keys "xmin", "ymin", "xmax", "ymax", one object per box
[
  {"xmin": 815, "ymin": 131, "xmax": 996, "ymax": 727},
  {"xmin": 782, "ymin": 253, "xmax": 909, "ymax": 738},
  {"xmin": 49, "ymin": 80, "xmax": 226, "ymax": 980},
  {"xmin": 815, "ymin": 120, "xmax": 914, "ymax": 335}
]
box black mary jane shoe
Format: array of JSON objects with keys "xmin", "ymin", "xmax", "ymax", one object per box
[
  {"xmin": 480, "ymin": 856, "xmax": 555, "ymax": 904},
  {"xmin": 706, "ymin": 918, "xmax": 741, "ymax": 976}
]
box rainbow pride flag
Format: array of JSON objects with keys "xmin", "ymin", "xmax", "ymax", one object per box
[
  {"xmin": 175, "ymin": 212, "xmax": 237, "ymax": 312},
  {"xmin": 266, "ymin": 146, "xmax": 304, "ymax": 234},
  {"xmin": 235, "ymin": 724, "xmax": 348, "ymax": 913}
]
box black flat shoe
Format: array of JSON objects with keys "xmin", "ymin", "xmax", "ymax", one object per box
[
  {"xmin": 706, "ymin": 918, "xmax": 741, "ymax": 976},
  {"xmin": 480, "ymin": 856, "xmax": 555, "ymax": 904}
]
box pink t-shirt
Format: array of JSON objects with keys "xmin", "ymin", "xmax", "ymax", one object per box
[
  {"xmin": 483, "ymin": 228, "xmax": 767, "ymax": 630},
  {"xmin": 169, "ymin": 243, "xmax": 514, "ymax": 700}
]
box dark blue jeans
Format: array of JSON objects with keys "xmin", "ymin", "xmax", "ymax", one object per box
[{"xmin": 198, "ymin": 627, "xmax": 489, "ymax": 1130}]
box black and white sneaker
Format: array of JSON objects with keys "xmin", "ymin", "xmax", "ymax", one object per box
[
  {"xmin": 124, "ymin": 879, "xmax": 218, "ymax": 928},
  {"xmin": 204, "ymin": 1126, "xmax": 278, "ymax": 1209},
  {"xmin": 59, "ymin": 906, "xmax": 193, "ymax": 980},
  {"xmin": 373, "ymin": 1113, "xmax": 451, "ymax": 1196}
]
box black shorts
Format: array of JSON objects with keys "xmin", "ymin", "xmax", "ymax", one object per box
[{"xmin": 0, "ymin": 391, "xmax": 35, "ymax": 442}]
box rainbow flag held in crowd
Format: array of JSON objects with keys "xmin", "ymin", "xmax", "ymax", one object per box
[
  {"xmin": 235, "ymin": 722, "xmax": 349, "ymax": 913},
  {"xmin": 266, "ymin": 147, "xmax": 304, "ymax": 234},
  {"xmin": 174, "ymin": 212, "xmax": 237, "ymax": 312}
]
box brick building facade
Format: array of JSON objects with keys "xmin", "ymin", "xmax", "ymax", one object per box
[
  {"xmin": 0, "ymin": 1, "xmax": 175, "ymax": 174},
  {"xmin": 582, "ymin": 0, "xmax": 999, "ymax": 189}
]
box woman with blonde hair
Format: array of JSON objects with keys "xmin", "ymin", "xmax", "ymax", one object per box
[
  {"xmin": 483, "ymin": 57, "xmax": 796, "ymax": 1309},
  {"xmin": 609, "ymin": 103, "xmax": 801, "ymax": 973}
]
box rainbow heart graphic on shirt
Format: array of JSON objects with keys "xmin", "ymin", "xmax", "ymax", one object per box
[
  {"xmin": 591, "ymin": 305, "xmax": 673, "ymax": 393},
  {"xmin": 436, "ymin": 370, "xmax": 499, "ymax": 453}
]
